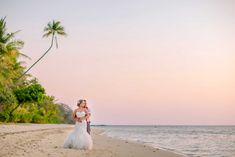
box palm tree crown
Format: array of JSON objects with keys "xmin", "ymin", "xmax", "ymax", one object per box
[{"xmin": 43, "ymin": 20, "xmax": 67, "ymax": 48}]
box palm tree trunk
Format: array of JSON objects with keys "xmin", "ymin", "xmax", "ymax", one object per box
[
  {"xmin": 17, "ymin": 34, "xmax": 55, "ymax": 80},
  {"xmin": 11, "ymin": 34, "xmax": 55, "ymax": 115},
  {"xmin": 9, "ymin": 103, "xmax": 21, "ymax": 117}
]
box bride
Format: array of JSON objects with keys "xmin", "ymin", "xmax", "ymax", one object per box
[{"xmin": 63, "ymin": 99, "xmax": 93, "ymax": 150}]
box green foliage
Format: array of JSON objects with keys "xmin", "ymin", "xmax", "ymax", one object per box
[
  {"xmin": 57, "ymin": 103, "xmax": 74, "ymax": 124},
  {"xmin": 0, "ymin": 87, "xmax": 17, "ymax": 105},
  {"xmin": 14, "ymin": 83, "xmax": 45, "ymax": 104},
  {"xmin": 43, "ymin": 20, "xmax": 67, "ymax": 48},
  {"xmin": 0, "ymin": 17, "xmax": 71, "ymax": 124},
  {"xmin": 0, "ymin": 87, "xmax": 17, "ymax": 121}
]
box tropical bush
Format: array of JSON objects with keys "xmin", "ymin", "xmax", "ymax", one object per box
[{"xmin": 0, "ymin": 17, "xmax": 72, "ymax": 123}]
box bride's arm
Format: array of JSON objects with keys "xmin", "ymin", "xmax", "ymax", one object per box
[
  {"xmin": 72, "ymin": 109, "xmax": 81, "ymax": 122},
  {"xmin": 79, "ymin": 109, "xmax": 89, "ymax": 121}
]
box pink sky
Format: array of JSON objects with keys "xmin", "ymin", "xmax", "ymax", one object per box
[{"xmin": 1, "ymin": 0, "xmax": 235, "ymax": 125}]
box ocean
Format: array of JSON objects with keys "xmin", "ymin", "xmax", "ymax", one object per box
[{"xmin": 94, "ymin": 125, "xmax": 235, "ymax": 157}]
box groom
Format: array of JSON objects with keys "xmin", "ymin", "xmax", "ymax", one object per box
[
  {"xmin": 76, "ymin": 99, "xmax": 91, "ymax": 134},
  {"xmin": 84, "ymin": 100, "xmax": 91, "ymax": 134}
]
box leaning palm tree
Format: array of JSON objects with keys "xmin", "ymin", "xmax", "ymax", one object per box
[{"xmin": 18, "ymin": 20, "xmax": 66, "ymax": 79}]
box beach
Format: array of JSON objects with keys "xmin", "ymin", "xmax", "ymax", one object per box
[{"xmin": 0, "ymin": 123, "xmax": 185, "ymax": 157}]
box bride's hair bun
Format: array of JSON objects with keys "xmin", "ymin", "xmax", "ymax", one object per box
[{"xmin": 77, "ymin": 99, "xmax": 86, "ymax": 107}]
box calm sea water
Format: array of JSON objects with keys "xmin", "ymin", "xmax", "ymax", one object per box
[{"xmin": 94, "ymin": 125, "xmax": 235, "ymax": 157}]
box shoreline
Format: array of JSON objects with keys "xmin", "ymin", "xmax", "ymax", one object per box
[
  {"xmin": 0, "ymin": 123, "xmax": 186, "ymax": 157},
  {"xmin": 95, "ymin": 126, "xmax": 187, "ymax": 157}
]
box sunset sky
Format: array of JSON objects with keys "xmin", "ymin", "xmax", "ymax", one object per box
[{"xmin": 1, "ymin": 0, "xmax": 235, "ymax": 125}]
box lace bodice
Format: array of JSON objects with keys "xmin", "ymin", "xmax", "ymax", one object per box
[{"xmin": 76, "ymin": 111, "xmax": 86, "ymax": 118}]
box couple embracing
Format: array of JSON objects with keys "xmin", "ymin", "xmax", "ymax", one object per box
[{"xmin": 63, "ymin": 99, "xmax": 93, "ymax": 150}]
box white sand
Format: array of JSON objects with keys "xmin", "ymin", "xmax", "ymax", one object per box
[{"xmin": 0, "ymin": 123, "xmax": 186, "ymax": 157}]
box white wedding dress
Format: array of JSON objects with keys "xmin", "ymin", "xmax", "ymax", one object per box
[{"xmin": 63, "ymin": 111, "xmax": 93, "ymax": 149}]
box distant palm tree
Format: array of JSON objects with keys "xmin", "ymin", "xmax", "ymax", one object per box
[{"xmin": 18, "ymin": 20, "xmax": 67, "ymax": 79}]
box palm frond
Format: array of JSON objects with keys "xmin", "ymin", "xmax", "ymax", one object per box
[
  {"xmin": 42, "ymin": 20, "xmax": 67, "ymax": 44},
  {"xmin": 43, "ymin": 31, "xmax": 52, "ymax": 38},
  {"xmin": 18, "ymin": 52, "xmax": 31, "ymax": 59}
]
